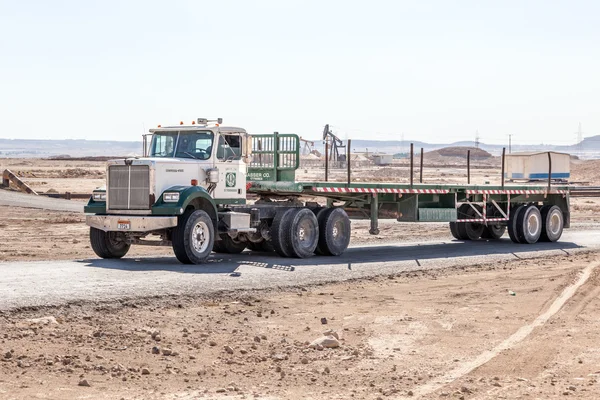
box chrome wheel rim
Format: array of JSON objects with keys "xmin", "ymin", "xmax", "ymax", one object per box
[
  {"xmin": 549, "ymin": 211, "xmax": 562, "ymax": 235},
  {"xmin": 527, "ymin": 212, "xmax": 540, "ymax": 236},
  {"xmin": 297, "ymin": 219, "xmax": 317, "ymax": 249},
  {"xmin": 332, "ymin": 221, "xmax": 342, "ymax": 239},
  {"xmin": 192, "ymin": 221, "xmax": 210, "ymax": 253}
]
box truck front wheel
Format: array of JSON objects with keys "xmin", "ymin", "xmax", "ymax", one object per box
[
  {"xmin": 172, "ymin": 209, "xmax": 215, "ymax": 264},
  {"xmin": 90, "ymin": 227, "xmax": 130, "ymax": 259}
]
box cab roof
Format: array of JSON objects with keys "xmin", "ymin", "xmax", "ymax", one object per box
[{"xmin": 148, "ymin": 126, "xmax": 247, "ymax": 134}]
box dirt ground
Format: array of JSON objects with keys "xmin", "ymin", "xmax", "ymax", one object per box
[
  {"xmin": 1, "ymin": 253, "xmax": 600, "ymax": 399},
  {"xmin": 2, "ymin": 158, "xmax": 600, "ymax": 399}
]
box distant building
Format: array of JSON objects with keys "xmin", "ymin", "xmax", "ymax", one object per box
[{"xmin": 373, "ymin": 154, "xmax": 394, "ymax": 166}]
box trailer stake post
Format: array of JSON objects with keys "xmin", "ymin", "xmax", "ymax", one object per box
[
  {"xmin": 324, "ymin": 140, "xmax": 329, "ymax": 182},
  {"xmin": 347, "ymin": 139, "xmax": 352, "ymax": 185},
  {"xmin": 501, "ymin": 147, "xmax": 506, "ymax": 189},
  {"xmin": 467, "ymin": 149, "xmax": 471, "ymax": 184},
  {"xmin": 369, "ymin": 193, "xmax": 380, "ymax": 235},
  {"xmin": 273, "ymin": 132, "xmax": 279, "ymax": 182},
  {"xmin": 547, "ymin": 152, "xmax": 552, "ymax": 193},
  {"xmin": 420, "ymin": 147, "xmax": 424, "ymax": 183},
  {"xmin": 410, "ymin": 143, "xmax": 414, "ymax": 187}
]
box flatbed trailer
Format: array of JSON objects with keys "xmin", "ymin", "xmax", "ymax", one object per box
[
  {"xmin": 247, "ymin": 181, "xmax": 570, "ymax": 236},
  {"xmin": 240, "ymin": 133, "xmax": 571, "ymax": 248}
]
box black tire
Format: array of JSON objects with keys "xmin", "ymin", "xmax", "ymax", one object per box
[
  {"xmin": 455, "ymin": 204, "xmax": 471, "ymax": 240},
  {"xmin": 457, "ymin": 204, "xmax": 484, "ymax": 240},
  {"xmin": 539, "ymin": 205, "xmax": 564, "ymax": 242},
  {"xmin": 508, "ymin": 204, "xmax": 526, "ymax": 243},
  {"xmin": 481, "ymin": 224, "xmax": 506, "ymax": 239},
  {"xmin": 213, "ymin": 234, "xmax": 247, "ymax": 254},
  {"xmin": 315, "ymin": 208, "xmax": 331, "ymax": 254},
  {"xmin": 172, "ymin": 209, "xmax": 215, "ymax": 264},
  {"xmin": 271, "ymin": 208, "xmax": 296, "ymax": 257},
  {"xmin": 282, "ymin": 208, "xmax": 320, "ymax": 258},
  {"xmin": 247, "ymin": 241, "xmax": 262, "ymax": 251},
  {"xmin": 90, "ymin": 227, "xmax": 130, "ymax": 259},
  {"xmin": 449, "ymin": 222, "xmax": 462, "ymax": 240},
  {"xmin": 316, "ymin": 208, "xmax": 351, "ymax": 256},
  {"xmin": 247, "ymin": 241, "xmax": 274, "ymax": 252},
  {"xmin": 516, "ymin": 205, "xmax": 542, "ymax": 244}
]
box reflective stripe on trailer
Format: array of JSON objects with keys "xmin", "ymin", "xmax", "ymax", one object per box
[
  {"xmin": 465, "ymin": 189, "xmax": 568, "ymax": 195},
  {"xmin": 312, "ymin": 187, "xmax": 450, "ymax": 194},
  {"xmin": 455, "ymin": 218, "xmax": 509, "ymax": 223}
]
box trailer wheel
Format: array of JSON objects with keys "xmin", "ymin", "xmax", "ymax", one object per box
[
  {"xmin": 90, "ymin": 228, "xmax": 130, "ymax": 259},
  {"xmin": 316, "ymin": 208, "xmax": 351, "ymax": 256},
  {"xmin": 516, "ymin": 205, "xmax": 542, "ymax": 244},
  {"xmin": 539, "ymin": 205, "xmax": 564, "ymax": 242},
  {"xmin": 213, "ymin": 234, "xmax": 247, "ymax": 254},
  {"xmin": 457, "ymin": 204, "xmax": 484, "ymax": 240},
  {"xmin": 271, "ymin": 208, "xmax": 296, "ymax": 257},
  {"xmin": 455, "ymin": 204, "xmax": 470, "ymax": 240},
  {"xmin": 449, "ymin": 222, "xmax": 462, "ymax": 240},
  {"xmin": 172, "ymin": 209, "xmax": 215, "ymax": 264},
  {"xmin": 508, "ymin": 204, "xmax": 526, "ymax": 243},
  {"xmin": 481, "ymin": 224, "xmax": 506, "ymax": 239}
]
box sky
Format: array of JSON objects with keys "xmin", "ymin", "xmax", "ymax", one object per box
[{"xmin": 0, "ymin": 0, "xmax": 598, "ymax": 146}]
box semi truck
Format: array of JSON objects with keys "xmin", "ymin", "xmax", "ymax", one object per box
[{"xmin": 84, "ymin": 118, "xmax": 571, "ymax": 264}]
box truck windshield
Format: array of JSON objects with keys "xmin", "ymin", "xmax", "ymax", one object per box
[{"xmin": 150, "ymin": 131, "xmax": 214, "ymax": 160}]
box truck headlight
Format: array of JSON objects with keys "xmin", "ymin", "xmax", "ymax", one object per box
[
  {"xmin": 92, "ymin": 192, "xmax": 106, "ymax": 201},
  {"xmin": 163, "ymin": 192, "xmax": 180, "ymax": 202}
]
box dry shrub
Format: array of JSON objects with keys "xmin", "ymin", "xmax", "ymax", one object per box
[{"xmin": 51, "ymin": 216, "xmax": 83, "ymax": 224}]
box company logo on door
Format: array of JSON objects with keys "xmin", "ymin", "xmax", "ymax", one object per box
[{"xmin": 225, "ymin": 172, "xmax": 236, "ymax": 187}]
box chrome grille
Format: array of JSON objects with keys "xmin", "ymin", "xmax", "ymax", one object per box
[{"xmin": 108, "ymin": 165, "xmax": 150, "ymax": 210}]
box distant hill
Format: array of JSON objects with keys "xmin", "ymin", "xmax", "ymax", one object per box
[
  {"xmin": 1, "ymin": 135, "xmax": 599, "ymax": 159},
  {"xmin": 0, "ymin": 139, "xmax": 142, "ymax": 158}
]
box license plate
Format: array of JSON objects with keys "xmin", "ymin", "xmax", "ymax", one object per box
[{"xmin": 117, "ymin": 220, "xmax": 131, "ymax": 230}]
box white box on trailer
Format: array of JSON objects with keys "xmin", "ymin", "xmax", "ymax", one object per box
[{"xmin": 505, "ymin": 151, "xmax": 570, "ymax": 180}]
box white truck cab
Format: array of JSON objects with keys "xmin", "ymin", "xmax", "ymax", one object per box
[{"xmin": 143, "ymin": 122, "xmax": 251, "ymax": 202}]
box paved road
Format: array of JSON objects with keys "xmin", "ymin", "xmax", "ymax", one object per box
[
  {"xmin": 0, "ymin": 189, "xmax": 83, "ymax": 213},
  {"xmin": 1, "ymin": 230, "xmax": 598, "ymax": 311}
]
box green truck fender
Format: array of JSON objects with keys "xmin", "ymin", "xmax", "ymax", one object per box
[{"xmin": 152, "ymin": 185, "xmax": 218, "ymax": 227}]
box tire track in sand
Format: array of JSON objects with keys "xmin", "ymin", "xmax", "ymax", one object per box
[{"xmin": 405, "ymin": 261, "xmax": 600, "ymax": 399}]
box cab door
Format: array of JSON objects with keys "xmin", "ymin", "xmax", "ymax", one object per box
[{"xmin": 213, "ymin": 133, "xmax": 246, "ymax": 201}]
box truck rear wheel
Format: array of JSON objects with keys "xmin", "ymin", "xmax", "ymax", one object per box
[
  {"xmin": 285, "ymin": 208, "xmax": 319, "ymax": 258},
  {"xmin": 316, "ymin": 208, "xmax": 351, "ymax": 256},
  {"xmin": 508, "ymin": 204, "xmax": 526, "ymax": 243},
  {"xmin": 271, "ymin": 208, "xmax": 296, "ymax": 257},
  {"xmin": 172, "ymin": 209, "xmax": 215, "ymax": 264},
  {"xmin": 539, "ymin": 205, "xmax": 564, "ymax": 242},
  {"xmin": 90, "ymin": 227, "xmax": 130, "ymax": 259},
  {"xmin": 516, "ymin": 205, "xmax": 542, "ymax": 244},
  {"xmin": 213, "ymin": 234, "xmax": 247, "ymax": 254}
]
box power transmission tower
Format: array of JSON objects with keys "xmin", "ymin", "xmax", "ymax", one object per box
[
  {"xmin": 508, "ymin": 134, "xmax": 512, "ymax": 154},
  {"xmin": 475, "ymin": 130, "xmax": 480, "ymax": 149}
]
